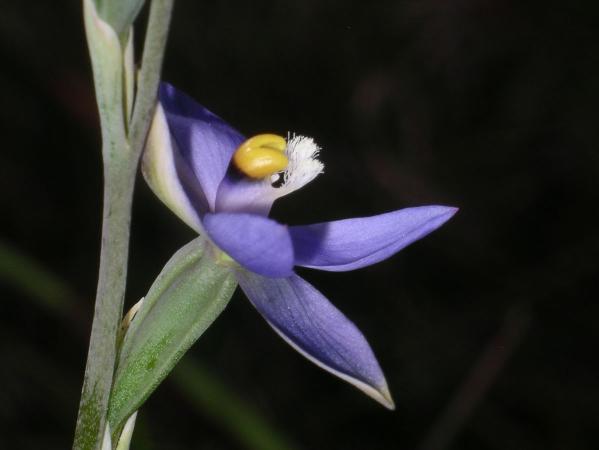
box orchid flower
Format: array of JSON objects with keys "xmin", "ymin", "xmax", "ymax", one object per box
[{"xmin": 142, "ymin": 83, "xmax": 457, "ymax": 409}]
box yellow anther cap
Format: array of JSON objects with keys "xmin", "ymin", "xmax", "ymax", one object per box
[{"xmin": 233, "ymin": 134, "xmax": 289, "ymax": 179}]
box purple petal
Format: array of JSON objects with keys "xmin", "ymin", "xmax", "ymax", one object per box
[
  {"xmin": 215, "ymin": 173, "xmax": 277, "ymax": 215},
  {"xmin": 236, "ymin": 270, "xmax": 394, "ymax": 409},
  {"xmin": 203, "ymin": 213, "xmax": 294, "ymax": 278},
  {"xmin": 290, "ymin": 205, "xmax": 458, "ymax": 271},
  {"xmin": 142, "ymin": 103, "xmax": 208, "ymax": 232},
  {"xmin": 159, "ymin": 83, "xmax": 245, "ymax": 212}
]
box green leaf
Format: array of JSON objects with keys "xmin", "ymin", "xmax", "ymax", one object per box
[{"xmin": 108, "ymin": 238, "xmax": 238, "ymax": 431}]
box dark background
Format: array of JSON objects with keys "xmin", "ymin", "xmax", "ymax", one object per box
[{"xmin": 1, "ymin": 1, "xmax": 598, "ymax": 449}]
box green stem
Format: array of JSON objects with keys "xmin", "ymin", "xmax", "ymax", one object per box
[
  {"xmin": 130, "ymin": 0, "xmax": 175, "ymax": 158},
  {"xmin": 73, "ymin": 156, "xmax": 137, "ymax": 450},
  {"xmin": 73, "ymin": 1, "xmax": 174, "ymax": 449}
]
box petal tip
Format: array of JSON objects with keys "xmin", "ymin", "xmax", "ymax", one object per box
[
  {"xmin": 430, "ymin": 205, "xmax": 459, "ymax": 226},
  {"xmin": 435, "ymin": 205, "xmax": 459, "ymax": 217},
  {"xmin": 446, "ymin": 206, "xmax": 460, "ymax": 216},
  {"xmin": 356, "ymin": 379, "xmax": 395, "ymax": 410},
  {"xmin": 378, "ymin": 385, "xmax": 396, "ymax": 410}
]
